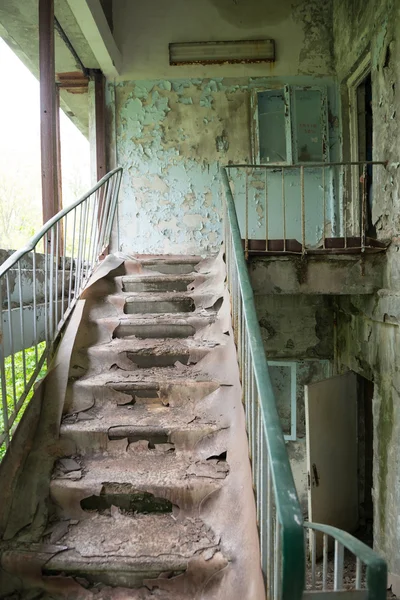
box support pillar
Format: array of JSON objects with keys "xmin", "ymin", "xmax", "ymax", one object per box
[{"xmin": 39, "ymin": 0, "xmax": 59, "ymax": 224}]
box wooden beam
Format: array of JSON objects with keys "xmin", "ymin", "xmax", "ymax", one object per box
[
  {"xmin": 39, "ymin": 0, "xmax": 58, "ymax": 224},
  {"xmin": 94, "ymin": 71, "xmax": 107, "ymax": 181}
]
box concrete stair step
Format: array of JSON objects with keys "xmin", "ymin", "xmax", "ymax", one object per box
[
  {"xmin": 62, "ymin": 378, "xmax": 221, "ymax": 453},
  {"xmin": 86, "ymin": 337, "xmax": 218, "ymax": 370},
  {"xmin": 136, "ymin": 256, "xmax": 202, "ymax": 275},
  {"xmin": 112, "ymin": 313, "xmax": 215, "ymax": 339},
  {"xmin": 121, "ymin": 274, "xmax": 200, "ymax": 293},
  {"xmin": 50, "ymin": 449, "xmax": 228, "ymax": 519},
  {"xmin": 124, "ymin": 294, "xmax": 196, "ymax": 314},
  {"xmin": 37, "ymin": 511, "xmax": 220, "ymax": 587}
]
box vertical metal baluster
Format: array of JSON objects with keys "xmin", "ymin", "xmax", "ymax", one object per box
[
  {"xmin": 75, "ymin": 203, "xmax": 85, "ymax": 298},
  {"xmin": 361, "ymin": 164, "xmax": 367, "ymax": 251},
  {"xmin": 44, "ymin": 232, "xmax": 49, "ymax": 344},
  {"xmin": 245, "ymin": 343, "xmax": 251, "ymax": 432},
  {"xmin": 32, "ymin": 249, "xmax": 38, "ymax": 365},
  {"xmin": 267, "ymin": 460, "xmax": 273, "ymax": 597},
  {"xmin": 17, "ymin": 262, "xmax": 26, "ymax": 388},
  {"xmin": 0, "ymin": 279, "xmax": 9, "ymax": 449},
  {"xmin": 344, "ymin": 165, "xmax": 348, "ymax": 249},
  {"xmin": 61, "ymin": 215, "xmax": 67, "ymax": 322},
  {"xmin": 81, "ymin": 197, "xmax": 90, "ymax": 287},
  {"xmin": 311, "ymin": 529, "xmax": 316, "ymax": 589},
  {"xmin": 5, "ymin": 273, "xmax": 16, "ymax": 411},
  {"xmin": 334, "ymin": 540, "xmax": 344, "ymax": 590},
  {"xmin": 355, "ymin": 558, "xmax": 362, "ymax": 590},
  {"xmin": 265, "ymin": 169, "xmax": 268, "ymax": 252},
  {"xmin": 274, "ymin": 517, "xmax": 281, "ymax": 600},
  {"xmin": 282, "ymin": 168, "xmax": 286, "ymax": 252},
  {"xmin": 49, "ymin": 227, "xmax": 55, "ymax": 341},
  {"xmin": 102, "ymin": 179, "xmax": 114, "ymax": 253},
  {"xmin": 55, "ymin": 222, "xmax": 60, "ymax": 331},
  {"xmin": 256, "ymin": 400, "xmax": 262, "ymax": 522},
  {"xmin": 245, "ymin": 169, "xmax": 249, "ymax": 260},
  {"xmin": 88, "ymin": 193, "xmax": 98, "ymax": 271},
  {"xmin": 104, "ymin": 176, "xmax": 118, "ymax": 250},
  {"xmin": 260, "ymin": 427, "xmax": 268, "ymax": 577},
  {"xmin": 323, "ymin": 533, "xmax": 328, "ymax": 590},
  {"xmin": 301, "ymin": 166, "xmax": 306, "ymax": 253},
  {"xmin": 68, "ymin": 208, "xmax": 77, "ymax": 309},
  {"xmin": 251, "ymin": 381, "xmax": 257, "ymax": 487},
  {"xmin": 322, "ymin": 167, "xmax": 326, "ymax": 249}
]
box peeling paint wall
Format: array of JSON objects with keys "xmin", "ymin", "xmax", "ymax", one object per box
[
  {"xmin": 110, "ymin": 76, "xmax": 338, "ymax": 254},
  {"xmin": 333, "ymin": 0, "xmax": 400, "ymax": 588},
  {"xmin": 107, "ymin": 0, "xmax": 335, "ymax": 254}
]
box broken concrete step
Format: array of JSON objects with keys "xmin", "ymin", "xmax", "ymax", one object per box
[
  {"xmin": 121, "ymin": 274, "xmax": 200, "ymax": 293},
  {"xmin": 136, "ymin": 256, "xmax": 202, "ymax": 275},
  {"xmin": 124, "ymin": 294, "xmax": 195, "ymax": 314},
  {"xmin": 113, "ymin": 314, "xmax": 215, "ymax": 339},
  {"xmin": 41, "ymin": 511, "xmax": 220, "ymax": 587},
  {"xmin": 87, "ymin": 337, "xmax": 218, "ymax": 370},
  {"xmin": 50, "ymin": 450, "xmax": 228, "ymax": 519}
]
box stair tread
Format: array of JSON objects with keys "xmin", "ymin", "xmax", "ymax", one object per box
[
  {"xmin": 51, "ymin": 451, "xmax": 228, "ymax": 495},
  {"xmin": 43, "ymin": 511, "xmax": 220, "ymax": 569},
  {"xmin": 61, "ymin": 386, "xmax": 220, "ymax": 434}
]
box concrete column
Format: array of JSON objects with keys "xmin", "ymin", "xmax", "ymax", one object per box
[{"xmin": 39, "ymin": 0, "xmax": 59, "ymax": 224}]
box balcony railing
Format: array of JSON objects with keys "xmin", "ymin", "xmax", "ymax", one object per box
[
  {"xmin": 225, "ymin": 161, "xmax": 387, "ymax": 257},
  {"xmin": 0, "ymin": 167, "xmax": 122, "ymax": 458}
]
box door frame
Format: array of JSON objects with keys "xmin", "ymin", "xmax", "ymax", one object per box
[{"xmin": 347, "ymin": 52, "xmax": 371, "ymax": 235}]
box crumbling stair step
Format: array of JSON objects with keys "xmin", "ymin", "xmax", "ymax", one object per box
[
  {"xmin": 121, "ymin": 274, "xmax": 200, "ymax": 293},
  {"xmin": 38, "ymin": 511, "xmax": 221, "ymax": 587},
  {"xmin": 50, "ymin": 450, "xmax": 228, "ymax": 519}
]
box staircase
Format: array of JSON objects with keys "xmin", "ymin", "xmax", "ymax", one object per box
[{"xmin": 0, "ymin": 253, "xmax": 264, "ymax": 599}]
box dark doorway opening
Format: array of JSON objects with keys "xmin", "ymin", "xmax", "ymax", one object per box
[
  {"xmin": 356, "ymin": 72, "xmax": 375, "ymax": 238},
  {"xmin": 357, "ymin": 374, "xmax": 374, "ymax": 547}
]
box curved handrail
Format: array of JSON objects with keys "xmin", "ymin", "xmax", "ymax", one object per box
[
  {"xmin": 221, "ymin": 166, "xmax": 305, "ymax": 599},
  {"xmin": 0, "ymin": 167, "xmax": 123, "ymax": 277},
  {"xmin": 305, "ymin": 522, "xmax": 387, "ymax": 599}
]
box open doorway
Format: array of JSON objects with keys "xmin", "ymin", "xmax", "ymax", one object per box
[
  {"xmin": 356, "ymin": 73, "xmax": 375, "ymax": 238},
  {"xmin": 348, "ymin": 56, "xmax": 375, "ymax": 240},
  {"xmin": 357, "ymin": 374, "xmax": 374, "ymax": 547}
]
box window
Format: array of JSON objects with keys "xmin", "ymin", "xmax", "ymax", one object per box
[{"xmin": 251, "ymin": 85, "xmax": 329, "ymax": 165}]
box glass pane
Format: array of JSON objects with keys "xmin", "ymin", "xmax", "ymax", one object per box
[
  {"xmin": 293, "ymin": 88, "xmax": 326, "ymax": 162},
  {"xmin": 258, "ymin": 90, "xmax": 287, "ymax": 163}
]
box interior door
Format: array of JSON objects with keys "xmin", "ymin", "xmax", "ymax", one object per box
[{"xmin": 305, "ymin": 372, "xmax": 358, "ymax": 554}]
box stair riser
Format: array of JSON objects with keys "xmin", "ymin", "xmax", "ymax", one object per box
[
  {"xmin": 124, "ymin": 299, "xmax": 195, "ymax": 314},
  {"xmin": 115, "ymin": 324, "xmax": 196, "ymax": 339},
  {"xmin": 123, "ymin": 280, "xmax": 191, "ymax": 292},
  {"xmin": 143, "ymin": 263, "xmax": 197, "ymax": 274}
]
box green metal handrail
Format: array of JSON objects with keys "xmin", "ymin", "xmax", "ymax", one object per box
[
  {"xmin": 305, "ymin": 523, "xmax": 387, "ymax": 599},
  {"xmin": 221, "ymin": 166, "xmax": 305, "ymax": 599}
]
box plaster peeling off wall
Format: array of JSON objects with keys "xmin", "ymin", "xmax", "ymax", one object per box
[
  {"xmin": 111, "ymin": 76, "xmax": 339, "ymax": 255},
  {"xmin": 112, "ymin": 78, "xmax": 251, "ymax": 255}
]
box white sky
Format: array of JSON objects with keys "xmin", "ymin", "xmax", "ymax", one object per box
[{"xmin": 0, "ymin": 36, "xmax": 90, "ymax": 209}]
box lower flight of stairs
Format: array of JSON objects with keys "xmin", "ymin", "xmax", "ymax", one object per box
[{"xmin": 0, "ymin": 254, "xmax": 264, "ymax": 599}]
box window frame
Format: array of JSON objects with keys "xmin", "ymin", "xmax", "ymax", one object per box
[{"xmin": 251, "ymin": 84, "xmax": 329, "ymax": 166}]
